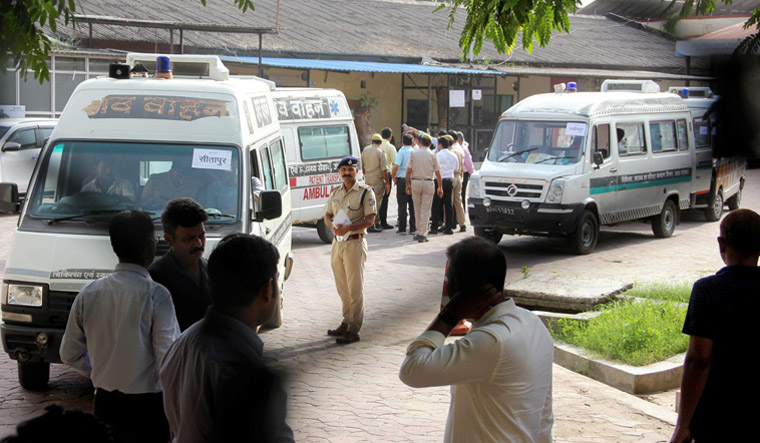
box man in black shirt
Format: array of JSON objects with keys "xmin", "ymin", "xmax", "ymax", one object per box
[
  {"xmin": 671, "ymin": 208, "xmax": 760, "ymax": 443},
  {"xmin": 149, "ymin": 198, "xmax": 211, "ymax": 331}
]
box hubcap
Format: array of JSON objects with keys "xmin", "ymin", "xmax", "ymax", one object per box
[{"xmin": 713, "ymin": 193, "xmax": 723, "ymax": 218}]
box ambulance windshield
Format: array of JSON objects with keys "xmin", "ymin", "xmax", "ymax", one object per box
[
  {"xmin": 487, "ymin": 120, "xmax": 586, "ymax": 165},
  {"xmin": 26, "ymin": 141, "xmax": 241, "ymax": 223}
]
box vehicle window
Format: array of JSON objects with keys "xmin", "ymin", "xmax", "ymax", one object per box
[
  {"xmin": 676, "ymin": 119, "xmax": 689, "ymax": 151},
  {"xmin": 650, "ymin": 121, "xmax": 677, "ymax": 153},
  {"xmin": 298, "ymin": 125, "xmax": 351, "ymax": 161},
  {"xmin": 616, "ymin": 123, "xmax": 646, "ymax": 156},
  {"xmin": 27, "ymin": 141, "xmax": 241, "ymax": 221},
  {"xmin": 40, "ymin": 127, "xmax": 54, "ymax": 146},
  {"xmin": 270, "ymin": 139, "xmax": 288, "ymax": 192},
  {"xmin": 693, "ymin": 117, "xmax": 711, "ymax": 149},
  {"xmin": 487, "ymin": 120, "xmax": 586, "ymax": 165},
  {"xmin": 8, "ymin": 128, "xmax": 37, "ymax": 149},
  {"xmin": 0, "ymin": 125, "xmax": 10, "ymax": 139},
  {"xmin": 260, "ymin": 148, "xmax": 275, "ymax": 190},
  {"xmin": 591, "ymin": 124, "xmax": 611, "ymax": 160}
]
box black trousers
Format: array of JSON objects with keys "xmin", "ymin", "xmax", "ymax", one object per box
[
  {"xmin": 462, "ymin": 172, "xmax": 470, "ymax": 207},
  {"xmin": 94, "ymin": 388, "xmax": 170, "ymax": 443},
  {"xmin": 396, "ymin": 177, "xmax": 416, "ymax": 232},
  {"xmin": 431, "ymin": 178, "xmax": 454, "ymax": 232},
  {"xmin": 379, "ymin": 172, "xmax": 392, "ymax": 225}
]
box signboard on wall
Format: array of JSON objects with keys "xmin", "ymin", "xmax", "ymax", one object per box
[
  {"xmin": 0, "ymin": 105, "xmax": 25, "ymax": 118},
  {"xmin": 449, "ymin": 90, "xmax": 465, "ymax": 108}
]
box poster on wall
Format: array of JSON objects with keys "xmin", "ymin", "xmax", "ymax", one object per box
[
  {"xmin": 0, "ymin": 105, "xmax": 25, "ymax": 118},
  {"xmin": 472, "ymin": 89, "xmax": 482, "ymax": 100},
  {"xmin": 449, "ymin": 90, "xmax": 465, "ymax": 108}
]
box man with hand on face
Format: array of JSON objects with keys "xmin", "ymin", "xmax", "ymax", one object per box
[
  {"xmin": 399, "ymin": 237, "xmax": 554, "ymax": 442},
  {"xmin": 150, "ymin": 198, "xmax": 211, "ymax": 331},
  {"xmin": 323, "ymin": 156, "xmax": 377, "ymax": 344}
]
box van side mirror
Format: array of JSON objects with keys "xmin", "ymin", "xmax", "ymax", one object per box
[
  {"xmin": 593, "ymin": 151, "xmax": 604, "ymax": 168},
  {"xmin": 2, "ymin": 141, "xmax": 21, "ymax": 152},
  {"xmin": 256, "ymin": 190, "xmax": 282, "ymax": 221},
  {"xmin": 0, "ymin": 183, "xmax": 20, "ymax": 213}
]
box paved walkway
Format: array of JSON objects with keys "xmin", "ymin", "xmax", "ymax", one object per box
[{"xmin": 1, "ymin": 168, "xmax": 757, "ymax": 441}]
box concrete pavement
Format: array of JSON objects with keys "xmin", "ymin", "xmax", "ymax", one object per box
[{"xmin": 0, "ymin": 168, "xmax": 757, "ymax": 441}]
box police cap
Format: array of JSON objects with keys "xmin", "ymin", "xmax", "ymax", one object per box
[{"xmin": 337, "ymin": 156, "xmax": 359, "ymax": 169}]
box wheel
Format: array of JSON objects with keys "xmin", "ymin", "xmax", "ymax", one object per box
[
  {"xmin": 568, "ymin": 210, "xmax": 599, "ymax": 255},
  {"xmin": 262, "ymin": 290, "xmax": 283, "ymax": 329},
  {"xmin": 727, "ymin": 186, "xmax": 742, "ymax": 211},
  {"xmin": 316, "ymin": 218, "xmax": 334, "ymax": 244},
  {"xmin": 474, "ymin": 227, "xmax": 503, "ymax": 244},
  {"xmin": 652, "ymin": 200, "xmax": 677, "ymax": 238},
  {"xmin": 704, "ymin": 189, "xmax": 723, "ymax": 222},
  {"xmin": 18, "ymin": 361, "xmax": 50, "ymax": 391}
]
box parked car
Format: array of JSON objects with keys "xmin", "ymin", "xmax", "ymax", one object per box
[{"xmin": 0, "ymin": 118, "xmax": 57, "ymax": 212}]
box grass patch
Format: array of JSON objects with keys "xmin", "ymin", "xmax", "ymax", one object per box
[
  {"xmin": 624, "ymin": 281, "xmax": 693, "ymax": 303},
  {"xmin": 551, "ymin": 300, "xmax": 689, "ymax": 366}
]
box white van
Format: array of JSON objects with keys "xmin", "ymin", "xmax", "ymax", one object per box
[
  {"xmin": 0, "ymin": 54, "xmax": 294, "ymax": 389},
  {"xmin": 668, "ymin": 86, "xmax": 745, "ymax": 221},
  {"xmin": 468, "ymin": 87, "xmax": 697, "ymax": 254},
  {"xmin": 0, "ymin": 118, "xmax": 57, "ymax": 210},
  {"xmin": 272, "ymin": 88, "xmax": 362, "ymax": 243}
]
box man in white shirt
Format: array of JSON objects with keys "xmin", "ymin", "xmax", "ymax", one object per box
[
  {"xmin": 431, "ymin": 136, "xmax": 458, "ymax": 235},
  {"xmin": 60, "ymin": 210, "xmax": 180, "ymax": 443},
  {"xmin": 399, "ymin": 237, "xmax": 554, "ymax": 443}
]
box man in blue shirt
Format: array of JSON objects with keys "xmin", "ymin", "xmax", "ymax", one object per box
[{"xmin": 393, "ymin": 133, "xmax": 416, "ymax": 235}]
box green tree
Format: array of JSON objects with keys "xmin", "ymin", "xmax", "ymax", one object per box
[{"xmin": 0, "ymin": 0, "xmax": 254, "ymax": 83}]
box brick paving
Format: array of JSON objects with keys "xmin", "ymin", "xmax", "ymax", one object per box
[{"xmin": 0, "ymin": 169, "xmax": 757, "ymax": 441}]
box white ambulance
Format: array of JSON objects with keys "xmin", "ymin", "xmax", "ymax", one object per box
[
  {"xmin": 468, "ymin": 82, "xmax": 698, "ymax": 254},
  {"xmin": 0, "ymin": 54, "xmax": 294, "ymax": 389},
  {"xmin": 272, "ymin": 88, "xmax": 363, "ymax": 243},
  {"xmin": 668, "ymin": 86, "xmax": 745, "ymax": 221}
]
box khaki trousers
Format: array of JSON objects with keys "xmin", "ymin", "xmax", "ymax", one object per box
[
  {"xmin": 366, "ymin": 174, "xmax": 385, "ymax": 213},
  {"xmin": 453, "ymin": 173, "xmax": 466, "ymax": 227},
  {"xmin": 411, "ymin": 179, "xmax": 435, "ymax": 236},
  {"xmin": 331, "ymin": 237, "xmax": 367, "ymax": 334}
]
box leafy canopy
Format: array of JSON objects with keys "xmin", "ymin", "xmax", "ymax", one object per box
[{"xmin": 0, "ymin": 0, "xmax": 254, "ymax": 83}]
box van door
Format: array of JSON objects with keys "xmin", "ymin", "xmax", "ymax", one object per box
[
  {"xmin": 587, "ymin": 123, "xmax": 617, "ymax": 224},
  {"xmin": 614, "ymin": 121, "xmax": 653, "ymax": 221},
  {"xmin": 253, "ymin": 139, "xmax": 292, "ymax": 258},
  {"xmin": 692, "ymin": 116, "xmax": 714, "ymax": 199}
]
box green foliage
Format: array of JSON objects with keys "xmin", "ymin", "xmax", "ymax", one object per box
[
  {"xmin": 436, "ymin": 0, "xmax": 581, "ymax": 57},
  {"xmin": 624, "ymin": 281, "xmax": 692, "ymax": 303},
  {"xmin": 0, "ymin": 0, "xmax": 255, "ymax": 83},
  {"xmin": 520, "ymin": 265, "xmax": 530, "ymax": 278},
  {"xmin": 552, "ymin": 300, "xmax": 689, "ymax": 366},
  {"xmin": 358, "ymin": 93, "xmax": 378, "ymax": 110}
]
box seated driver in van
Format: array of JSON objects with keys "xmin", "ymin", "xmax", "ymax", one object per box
[
  {"xmin": 81, "ymin": 159, "xmax": 136, "ymax": 201},
  {"xmin": 142, "ymin": 161, "xmax": 202, "ymax": 209}
]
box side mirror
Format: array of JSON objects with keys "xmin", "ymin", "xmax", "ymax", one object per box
[
  {"xmin": 256, "ymin": 190, "xmax": 282, "ymax": 221},
  {"xmin": 2, "ymin": 141, "xmax": 21, "ymax": 152},
  {"xmin": 0, "ymin": 183, "xmax": 20, "ymax": 213},
  {"xmin": 593, "ymin": 151, "xmax": 604, "ymax": 168}
]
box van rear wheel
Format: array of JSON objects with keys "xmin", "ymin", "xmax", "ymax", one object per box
[
  {"xmin": 704, "ymin": 189, "xmax": 723, "ymax": 222},
  {"xmin": 262, "ymin": 292, "xmax": 283, "ymax": 329},
  {"xmin": 727, "ymin": 186, "xmax": 742, "ymax": 211},
  {"xmin": 316, "ymin": 219, "xmax": 334, "ymax": 244},
  {"xmin": 18, "ymin": 361, "xmax": 50, "ymax": 391},
  {"xmin": 653, "ymin": 200, "xmax": 677, "ymax": 238},
  {"xmin": 568, "ymin": 210, "xmax": 598, "ymax": 255}
]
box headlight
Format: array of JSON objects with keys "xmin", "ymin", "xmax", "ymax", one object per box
[
  {"xmin": 467, "ymin": 174, "xmax": 482, "ymax": 199},
  {"xmin": 6, "ymin": 284, "xmax": 44, "ymax": 307},
  {"xmin": 547, "ymin": 178, "xmax": 566, "ymax": 203}
]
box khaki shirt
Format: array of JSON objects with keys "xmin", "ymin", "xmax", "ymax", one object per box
[
  {"xmin": 324, "ymin": 181, "xmax": 377, "ymax": 235},
  {"xmin": 408, "ymin": 148, "xmax": 440, "ymax": 180},
  {"xmin": 380, "ymin": 140, "xmax": 397, "ymax": 168},
  {"xmin": 361, "ymin": 144, "xmax": 389, "ymax": 180}
]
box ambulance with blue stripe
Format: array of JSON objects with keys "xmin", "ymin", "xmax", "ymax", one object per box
[{"xmin": 468, "ymin": 80, "xmax": 701, "ymax": 254}]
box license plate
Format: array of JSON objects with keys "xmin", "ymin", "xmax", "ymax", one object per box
[{"xmin": 486, "ymin": 206, "xmax": 515, "ymax": 215}]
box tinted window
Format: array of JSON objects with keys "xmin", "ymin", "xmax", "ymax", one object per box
[
  {"xmin": 270, "ymin": 139, "xmax": 288, "ymax": 192},
  {"xmin": 260, "ymin": 148, "xmax": 274, "ymax": 190},
  {"xmin": 676, "ymin": 119, "xmax": 689, "ymax": 151},
  {"xmin": 694, "ymin": 117, "xmax": 711, "ymax": 149},
  {"xmin": 298, "ymin": 125, "xmax": 351, "ymax": 161},
  {"xmin": 8, "ymin": 128, "xmax": 37, "ymax": 149},
  {"xmin": 487, "ymin": 120, "xmax": 586, "ymax": 165}
]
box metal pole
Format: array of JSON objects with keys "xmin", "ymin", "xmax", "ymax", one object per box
[
  {"xmin": 258, "ymin": 33, "xmax": 263, "ymax": 77},
  {"xmin": 427, "ymin": 74, "xmax": 431, "ymax": 132},
  {"xmin": 180, "ymin": 29, "xmax": 184, "ymax": 54},
  {"xmin": 401, "ymin": 74, "xmax": 406, "ymax": 128},
  {"xmin": 89, "ymin": 23, "xmax": 93, "ymax": 48},
  {"xmin": 169, "ymin": 29, "xmax": 174, "ymax": 54}
]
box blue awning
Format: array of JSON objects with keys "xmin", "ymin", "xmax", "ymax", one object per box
[{"xmin": 219, "ymin": 56, "xmax": 499, "ymax": 75}]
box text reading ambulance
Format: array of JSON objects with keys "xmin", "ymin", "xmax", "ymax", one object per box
[
  {"xmin": 0, "ymin": 54, "xmax": 294, "ymax": 390},
  {"xmin": 273, "ymin": 88, "xmax": 362, "ymax": 243},
  {"xmin": 468, "ymin": 80, "xmax": 699, "ymax": 254}
]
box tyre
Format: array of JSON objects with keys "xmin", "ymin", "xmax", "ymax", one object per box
[
  {"xmin": 316, "ymin": 218, "xmax": 333, "ymax": 244},
  {"xmin": 727, "ymin": 186, "xmax": 742, "ymax": 211},
  {"xmin": 18, "ymin": 361, "xmax": 50, "ymax": 391},
  {"xmin": 568, "ymin": 210, "xmax": 599, "ymax": 255},
  {"xmin": 704, "ymin": 189, "xmax": 723, "ymax": 222},
  {"xmin": 474, "ymin": 227, "xmax": 503, "ymax": 244},
  {"xmin": 262, "ymin": 292, "xmax": 283, "ymax": 329},
  {"xmin": 652, "ymin": 200, "xmax": 677, "ymax": 238}
]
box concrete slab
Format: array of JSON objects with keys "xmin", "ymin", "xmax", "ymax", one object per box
[{"xmin": 506, "ymin": 273, "xmax": 633, "ymax": 312}]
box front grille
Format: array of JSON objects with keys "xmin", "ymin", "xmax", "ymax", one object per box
[
  {"xmin": 483, "ymin": 178, "xmax": 545, "ymax": 201},
  {"xmin": 48, "ymin": 291, "xmax": 76, "ymax": 312}
]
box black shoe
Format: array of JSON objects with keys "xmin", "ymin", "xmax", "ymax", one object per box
[
  {"xmin": 336, "ymin": 331, "xmax": 360, "ymax": 345},
  {"xmin": 327, "ymin": 323, "xmax": 348, "ymax": 337},
  {"xmin": 368, "ymin": 225, "xmax": 382, "ymax": 233},
  {"xmin": 381, "ymin": 223, "xmax": 394, "ymax": 230},
  {"xmin": 443, "ymin": 230, "xmax": 454, "ymax": 235},
  {"xmin": 429, "ymin": 229, "xmax": 438, "ymax": 235},
  {"xmin": 459, "ymin": 225, "xmax": 467, "ymax": 232},
  {"xmin": 417, "ymin": 236, "xmax": 429, "ymax": 243},
  {"xmin": 412, "ymin": 234, "xmax": 420, "ymax": 241},
  {"xmin": 396, "ymin": 230, "xmax": 407, "ymax": 235}
]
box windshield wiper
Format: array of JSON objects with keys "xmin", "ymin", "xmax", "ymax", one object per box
[
  {"xmin": 47, "ymin": 209, "xmax": 124, "ymax": 225},
  {"xmin": 497, "ymin": 147, "xmax": 538, "ymax": 162},
  {"xmin": 534, "ymin": 155, "xmax": 575, "ymax": 164}
]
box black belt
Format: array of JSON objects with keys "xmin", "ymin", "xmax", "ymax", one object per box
[
  {"xmin": 412, "ymin": 178, "xmax": 433, "ymax": 181},
  {"xmin": 347, "ymin": 234, "xmax": 364, "ymax": 241}
]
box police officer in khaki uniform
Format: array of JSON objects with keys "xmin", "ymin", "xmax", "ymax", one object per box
[
  {"xmin": 361, "ymin": 133, "xmax": 390, "ymax": 232},
  {"xmin": 324, "ymin": 156, "xmax": 377, "ymax": 344},
  {"xmin": 405, "ymin": 134, "xmax": 443, "ymax": 243}
]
